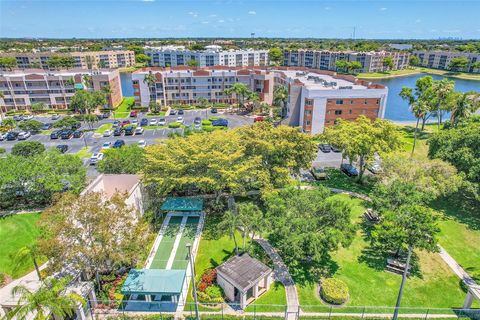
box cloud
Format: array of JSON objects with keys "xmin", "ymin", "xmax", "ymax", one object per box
[
  {"xmin": 379, "ymin": 7, "xmax": 387, "ymax": 11},
  {"xmin": 218, "ymin": 19, "xmax": 225, "ymax": 23},
  {"xmin": 188, "ymin": 11, "xmax": 198, "ymax": 17},
  {"xmin": 324, "ymin": 6, "xmax": 331, "ymax": 10},
  {"xmin": 209, "ymin": 14, "xmax": 217, "ymax": 18},
  {"xmin": 201, "ymin": 21, "xmax": 209, "ymax": 24},
  {"xmin": 248, "ymin": 10, "xmax": 256, "ymax": 15},
  {"xmin": 415, "ymin": 19, "xmax": 422, "ymax": 23}
]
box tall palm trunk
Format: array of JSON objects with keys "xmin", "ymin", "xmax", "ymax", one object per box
[
  {"xmin": 392, "ymin": 245, "xmax": 413, "ymax": 320},
  {"xmin": 231, "ymin": 228, "xmax": 239, "ymax": 255},
  {"xmin": 32, "ymin": 256, "xmax": 42, "ymax": 281},
  {"xmin": 411, "ymin": 117, "xmax": 420, "ymax": 156}
]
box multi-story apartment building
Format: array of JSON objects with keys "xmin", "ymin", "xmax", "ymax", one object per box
[
  {"xmin": 0, "ymin": 69, "xmax": 123, "ymax": 112},
  {"xmin": 283, "ymin": 50, "xmax": 410, "ymax": 73},
  {"xmin": 0, "ymin": 50, "xmax": 136, "ymax": 70},
  {"xmin": 412, "ymin": 51, "xmax": 480, "ymax": 72},
  {"xmin": 132, "ymin": 66, "xmax": 387, "ymax": 133},
  {"xmin": 132, "ymin": 67, "xmax": 274, "ymax": 107},
  {"xmin": 144, "ymin": 47, "xmax": 269, "ymax": 68}
]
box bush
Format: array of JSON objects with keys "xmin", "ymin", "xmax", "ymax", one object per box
[
  {"xmin": 203, "ymin": 125, "xmax": 215, "ymax": 132},
  {"xmin": 209, "ymin": 117, "xmax": 219, "ymax": 121},
  {"xmin": 200, "ymin": 269, "xmax": 217, "ymax": 287},
  {"xmin": 0, "ymin": 148, "xmax": 5, "ymax": 154},
  {"xmin": 201, "ymin": 119, "xmax": 212, "ymax": 126},
  {"xmin": 320, "ymin": 278, "xmax": 349, "ymax": 305},
  {"xmin": 197, "ymin": 285, "xmax": 224, "ymax": 303},
  {"xmin": 168, "ymin": 122, "xmax": 181, "ymax": 129},
  {"xmin": 12, "ymin": 141, "xmax": 45, "ymax": 157}
]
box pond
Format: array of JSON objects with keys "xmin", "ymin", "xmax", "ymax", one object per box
[{"xmin": 120, "ymin": 72, "xmax": 134, "ymax": 97}]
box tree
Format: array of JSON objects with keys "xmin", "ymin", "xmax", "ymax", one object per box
[
  {"xmin": 0, "ymin": 57, "xmax": 17, "ymax": 70},
  {"xmin": 148, "ymin": 100, "xmax": 161, "ymax": 113},
  {"xmin": 31, "ymin": 102, "xmax": 48, "ymax": 113},
  {"xmin": 53, "ymin": 116, "xmax": 79, "ymax": 129},
  {"xmin": 335, "ymin": 60, "xmax": 349, "ymax": 73},
  {"xmin": 472, "ymin": 61, "xmax": 480, "ymax": 72},
  {"xmin": 224, "ymin": 83, "xmax": 252, "ymax": 110},
  {"xmin": 268, "ymin": 48, "xmax": 283, "ymax": 66},
  {"xmin": 409, "ymin": 55, "xmax": 421, "ymax": 66},
  {"xmin": 273, "ymin": 85, "xmax": 288, "ymax": 119},
  {"xmin": 348, "ymin": 61, "xmax": 363, "ymax": 73},
  {"xmin": 38, "ymin": 192, "xmax": 149, "ymax": 289},
  {"xmin": 196, "ymin": 96, "xmax": 208, "ymax": 107},
  {"xmin": 46, "ymin": 56, "xmax": 75, "ymax": 69},
  {"xmin": 265, "ymin": 187, "xmax": 355, "ymax": 270},
  {"xmin": 18, "ymin": 119, "xmax": 43, "ymax": 133},
  {"xmin": 0, "ymin": 91, "xmax": 5, "ymax": 120},
  {"xmin": 6, "ymin": 277, "xmax": 84, "ymax": 320},
  {"xmin": 189, "ymin": 44, "xmax": 205, "ymax": 51},
  {"xmin": 0, "ymin": 118, "xmax": 16, "ymax": 133},
  {"xmin": 97, "ymin": 145, "xmax": 145, "ymax": 174},
  {"xmin": 399, "ymin": 88, "xmax": 428, "ymax": 154},
  {"xmin": 448, "ymin": 56, "xmax": 469, "ymax": 72},
  {"xmin": 218, "ymin": 210, "xmax": 241, "ymax": 254},
  {"xmin": 70, "ymin": 90, "xmax": 106, "ymax": 114},
  {"xmin": 237, "ymin": 202, "xmax": 265, "ymax": 252},
  {"xmin": 322, "ymin": 116, "xmax": 402, "ymax": 182},
  {"xmin": 143, "ymin": 71, "xmax": 157, "ymax": 104},
  {"xmin": 11, "ymin": 141, "xmax": 45, "ymax": 157},
  {"xmin": 382, "ymin": 56, "xmax": 395, "ymax": 71},
  {"xmin": 136, "ymin": 53, "xmax": 151, "ymax": 64},
  {"xmin": 399, "ymin": 75, "xmax": 434, "ymax": 131},
  {"xmin": 429, "ymin": 78, "xmax": 455, "ymax": 128},
  {"xmin": 186, "ymin": 59, "xmax": 199, "ymax": 67},
  {"xmin": 13, "ymin": 244, "xmax": 43, "ymax": 280},
  {"xmin": 448, "ymin": 91, "xmax": 480, "ymax": 125},
  {"xmin": 127, "ymin": 45, "xmax": 145, "ymax": 55}
]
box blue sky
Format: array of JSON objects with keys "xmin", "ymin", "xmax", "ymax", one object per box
[{"xmin": 1, "ymin": 0, "xmax": 480, "ymax": 39}]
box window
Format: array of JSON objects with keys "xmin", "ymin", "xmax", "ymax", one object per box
[
  {"xmin": 376, "ymin": 99, "xmax": 380, "ymax": 105},
  {"xmin": 305, "ymin": 120, "xmax": 311, "ymax": 125},
  {"xmin": 335, "ymin": 99, "xmax": 343, "ymax": 105},
  {"xmin": 335, "ymin": 110, "xmax": 342, "ymax": 115},
  {"xmin": 305, "ymin": 98, "xmax": 313, "ymax": 105},
  {"xmin": 364, "ymin": 99, "xmax": 368, "ymax": 105},
  {"xmin": 350, "ymin": 100, "xmax": 354, "ymax": 104},
  {"xmin": 349, "ymin": 109, "xmax": 353, "ymax": 114},
  {"xmin": 305, "ymin": 110, "xmax": 312, "ymax": 115}
]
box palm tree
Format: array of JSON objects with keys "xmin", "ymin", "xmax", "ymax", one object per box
[
  {"xmin": 101, "ymin": 84, "xmax": 112, "ymax": 108},
  {"xmin": 449, "ymin": 91, "xmax": 480, "ymax": 125},
  {"xmin": 0, "ymin": 91, "xmax": 5, "ymax": 120},
  {"xmin": 431, "ymin": 79, "xmax": 455, "ymax": 129},
  {"xmin": 13, "ymin": 244, "xmax": 42, "ymax": 281},
  {"xmin": 399, "ymin": 87, "xmax": 429, "ymax": 155},
  {"xmin": 273, "ymin": 85, "xmax": 288, "ymax": 119},
  {"xmin": 224, "ymin": 83, "xmax": 251, "ymax": 112},
  {"xmin": 143, "ymin": 71, "xmax": 157, "ymax": 110},
  {"xmin": 218, "ymin": 210, "xmax": 240, "ymax": 255},
  {"xmin": 6, "ymin": 277, "xmax": 85, "ymax": 320}
]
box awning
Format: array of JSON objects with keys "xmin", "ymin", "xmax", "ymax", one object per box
[
  {"xmin": 160, "ymin": 197, "xmax": 204, "ymax": 212},
  {"xmin": 121, "ymin": 269, "xmax": 186, "ymax": 295}
]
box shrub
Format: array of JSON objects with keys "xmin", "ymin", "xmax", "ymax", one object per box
[
  {"xmin": 0, "ymin": 148, "xmax": 5, "ymax": 154},
  {"xmin": 320, "ymin": 278, "xmax": 349, "ymax": 305},
  {"xmin": 201, "ymin": 269, "xmax": 217, "ymax": 286},
  {"xmin": 201, "ymin": 119, "xmax": 212, "ymax": 126},
  {"xmin": 209, "ymin": 117, "xmax": 219, "ymax": 121},
  {"xmin": 197, "ymin": 285, "xmax": 224, "ymax": 303},
  {"xmin": 168, "ymin": 122, "xmax": 181, "ymax": 129},
  {"xmin": 12, "ymin": 141, "xmax": 45, "ymax": 157},
  {"xmin": 203, "ymin": 125, "xmax": 215, "ymax": 132}
]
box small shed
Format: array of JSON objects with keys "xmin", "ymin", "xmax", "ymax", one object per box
[{"xmin": 216, "ymin": 253, "xmax": 273, "ymax": 309}]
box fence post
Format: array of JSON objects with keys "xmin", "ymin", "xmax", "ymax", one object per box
[
  {"xmin": 160, "ymin": 309, "xmax": 163, "ymax": 320},
  {"xmin": 222, "ymin": 303, "xmax": 224, "ymax": 320},
  {"xmin": 424, "ymin": 308, "xmax": 429, "ymax": 320},
  {"xmin": 362, "ymin": 306, "xmax": 365, "ymax": 319},
  {"xmin": 254, "ymin": 304, "xmax": 256, "ymax": 320},
  {"xmin": 329, "ymin": 306, "xmax": 332, "ymax": 320}
]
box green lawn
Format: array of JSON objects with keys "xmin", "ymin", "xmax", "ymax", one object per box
[
  {"xmin": 76, "ymin": 146, "xmax": 92, "ymax": 158},
  {"xmin": 113, "ymin": 97, "xmax": 135, "ymax": 119},
  {"xmin": 297, "ymin": 194, "xmax": 469, "ymax": 310},
  {"xmin": 245, "ymin": 282, "xmax": 287, "ymax": 312},
  {"xmin": 146, "ymin": 112, "xmax": 166, "ymax": 116},
  {"xmin": 357, "ymin": 68, "xmax": 421, "ymax": 79},
  {"xmin": 0, "ymin": 213, "xmax": 46, "ymax": 279},
  {"xmin": 143, "ymin": 125, "xmax": 167, "ymax": 130},
  {"xmin": 310, "ymin": 169, "xmax": 375, "ymax": 196},
  {"xmin": 95, "ymin": 123, "xmax": 113, "ymax": 134}
]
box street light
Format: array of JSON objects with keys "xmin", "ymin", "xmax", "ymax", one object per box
[{"xmin": 186, "ymin": 243, "xmax": 200, "ymax": 320}]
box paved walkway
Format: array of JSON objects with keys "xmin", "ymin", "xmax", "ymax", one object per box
[{"xmin": 254, "ymin": 238, "xmax": 299, "ymax": 319}]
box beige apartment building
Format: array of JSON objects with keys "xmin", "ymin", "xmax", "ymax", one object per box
[
  {"xmin": 132, "ymin": 66, "xmax": 275, "ymax": 107},
  {"xmin": 0, "ymin": 69, "xmax": 123, "ymax": 112},
  {"xmin": 413, "ymin": 51, "xmax": 480, "ymax": 72},
  {"xmin": 0, "ymin": 50, "xmax": 136, "ymax": 70}
]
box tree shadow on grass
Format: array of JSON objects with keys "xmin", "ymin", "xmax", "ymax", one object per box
[
  {"xmin": 430, "ymin": 193, "xmax": 480, "ymax": 231},
  {"xmin": 290, "ymin": 257, "xmax": 339, "ymax": 288},
  {"xmin": 398, "ymin": 126, "xmax": 432, "ymax": 141}
]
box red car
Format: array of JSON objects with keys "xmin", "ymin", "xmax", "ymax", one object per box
[
  {"xmin": 254, "ymin": 116, "xmax": 265, "ymax": 122},
  {"xmin": 130, "ymin": 111, "xmax": 137, "ymax": 117},
  {"xmin": 121, "ymin": 120, "xmax": 131, "ymax": 127}
]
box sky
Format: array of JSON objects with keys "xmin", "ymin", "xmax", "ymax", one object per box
[{"xmin": 1, "ymin": 0, "xmax": 480, "ymax": 39}]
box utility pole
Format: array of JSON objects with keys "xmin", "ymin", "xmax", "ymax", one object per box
[
  {"xmin": 186, "ymin": 243, "xmax": 200, "ymax": 320},
  {"xmin": 353, "ymin": 27, "xmax": 356, "ymax": 40},
  {"xmin": 392, "ymin": 245, "xmax": 413, "ymax": 320}
]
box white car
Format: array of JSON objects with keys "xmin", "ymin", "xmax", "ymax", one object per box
[
  {"xmin": 17, "ymin": 131, "xmax": 31, "ymax": 140},
  {"xmin": 101, "ymin": 142, "xmax": 112, "ymax": 150},
  {"xmin": 135, "ymin": 127, "xmax": 144, "ymax": 135},
  {"xmin": 23, "ymin": 115, "xmax": 33, "ymax": 120},
  {"xmin": 0, "ymin": 133, "xmax": 6, "ymax": 141},
  {"xmin": 103, "ymin": 129, "xmax": 113, "ymax": 137},
  {"xmin": 132, "ymin": 119, "xmax": 138, "ymax": 126},
  {"xmin": 138, "ymin": 140, "xmax": 147, "ymax": 148},
  {"xmin": 150, "ymin": 119, "xmax": 158, "ymax": 126},
  {"xmin": 51, "ymin": 114, "xmax": 60, "ymax": 120},
  {"xmin": 158, "ymin": 118, "xmax": 166, "ymax": 126},
  {"xmin": 89, "ymin": 153, "xmax": 104, "ymax": 165},
  {"xmin": 176, "ymin": 116, "xmax": 184, "ymax": 124}
]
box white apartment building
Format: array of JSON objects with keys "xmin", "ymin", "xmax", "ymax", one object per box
[
  {"xmin": 144, "ymin": 47, "xmax": 269, "ymax": 68},
  {"xmin": 413, "ymin": 51, "xmax": 480, "ymax": 72}
]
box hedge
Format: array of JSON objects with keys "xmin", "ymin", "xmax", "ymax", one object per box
[
  {"xmin": 0, "ymin": 148, "xmax": 5, "ymax": 154},
  {"xmin": 320, "ymin": 278, "xmax": 349, "ymax": 305},
  {"xmin": 168, "ymin": 122, "xmax": 181, "ymax": 129}
]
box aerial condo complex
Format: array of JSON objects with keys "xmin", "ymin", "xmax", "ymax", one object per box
[{"xmin": 0, "ymin": 1, "xmax": 480, "ymax": 320}]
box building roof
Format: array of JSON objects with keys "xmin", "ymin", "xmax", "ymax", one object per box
[
  {"xmin": 81, "ymin": 174, "xmax": 140, "ymax": 199},
  {"xmin": 121, "ymin": 269, "xmax": 186, "ymax": 295},
  {"xmin": 216, "ymin": 253, "xmax": 272, "ymax": 291},
  {"xmin": 161, "ymin": 197, "xmax": 204, "ymax": 212},
  {"xmin": 280, "ymin": 70, "xmax": 367, "ymax": 90}
]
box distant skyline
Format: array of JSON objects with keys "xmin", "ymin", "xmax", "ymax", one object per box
[{"xmin": 1, "ymin": 0, "xmax": 480, "ymax": 40}]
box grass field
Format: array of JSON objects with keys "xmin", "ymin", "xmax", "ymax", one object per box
[
  {"xmin": 358, "ymin": 67, "xmax": 480, "ymax": 81},
  {"xmin": 0, "ymin": 213, "xmax": 46, "ymax": 279},
  {"xmin": 113, "ymin": 97, "xmax": 135, "ymax": 119},
  {"xmin": 95, "ymin": 123, "xmax": 113, "ymax": 134},
  {"xmin": 76, "ymin": 146, "xmax": 92, "ymax": 158},
  {"xmin": 245, "ymin": 282, "xmax": 287, "ymax": 312},
  {"xmin": 297, "ymin": 194, "xmax": 469, "ymax": 309},
  {"xmin": 311, "ymin": 169, "xmax": 375, "ymax": 196}
]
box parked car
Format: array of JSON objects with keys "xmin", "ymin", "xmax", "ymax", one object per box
[
  {"xmin": 102, "ymin": 112, "xmax": 110, "ymax": 119},
  {"xmin": 194, "ymin": 117, "xmax": 202, "ymax": 125},
  {"xmin": 254, "ymin": 116, "xmax": 265, "ymax": 122},
  {"xmin": 169, "ymin": 109, "xmax": 177, "ymax": 115},
  {"xmin": 149, "ymin": 119, "xmax": 158, "ymax": 126},
  {"xmin": 211, "ymin": 118, "xmax": 228, "ymax": 127},
  {"xmin": 368, "ymin": 162, "xmax": 382, "ymax": 174},
  {"xmin": 41, "ymin": 123, "xmax": 52, "ymax": 130},
  {"xmin": 211, "ymin": 108, "xmax": 218, "ymax": 114},
  {"xmin": 131, "ymin": 119, "xmax": 138, "ymax": 126},
  {"xmin": 140, "ymin": 118, "xmax": 149, "ymax": 126},
  {"xmin": 50, "ymin": 130, "xmax": 61, "ymax": 139},
  {"xmin": 124, "ymin": 126, "xmax": 135, "ymax": 136},
  {"xmin": 178, "ymin": 109, "xmax": 184, "ymax": 115},
  {"xmin": 311, "ymin": 167, "xmax": 329, "ymax": 180},
  {"xmin": 101, "ymin": 141, "xmax": 112, "ymax": 150},
  {"xmin": 56, "ymin": 145, "xmax": 69, "ymax": 154},
  {"xmin": 60, "ymin": 130, "xmax": 73, "ymax": 139},
  {"xmin": 331, "ymin": 145, "xmax": 342, "ymax": 153},
  {"xmin": 138, "ymin": 140, "xmax": 147, "ymax": 148},
  {"xmin": 121, "ymin": 120, "xmax": 130, "ymax": 127},
  {"xmin": 90, "ymin": 153, "xmax": 104, "ymax": 165},
  {"xmin": 103, "ymin": 129, "xmax": 113, "ymax": 137},
  {"xmin": 0, "ymin": 133, "xmax": 6, "ymax": 141},
  {"xmin": 113, "ymin": 127, "xmax": 124, "ymax": 136},
  {"xmin": 112, "ymin": 120, "xmax": 120, "ymax": 128},
  {"xmin": 13, "ymin": 115, "xmax": 23, "ymax": 121},
  {"xmin": 135, "ymin": 127, "xmax": 144, "ymax": 135},
  {"xmin": 112, "ymin": 140, "xmax": 125, "ymax": 149},
  {"xmin": 130, "ymin": 111, "xmax": 137, "ymax": 117},
  {"xmin": 6, "ymin": 132, "xmax": 19, "ymax": 141},
  {"xmin": 23, "ymin": 115, "xmax": 33, "ymax": 120},
  {"xmin": 158, "ymin": 118, "xmax": 166, "ymax": 126},
  {"xmin": 176, "ymin": 116, "xmax": 184, "ymax": 124},
  {"xmin": 194, "ymin": 123, "xmax": 201, "ymax": 130},
  {"xmin": 73, "ymin": 130, "xmax": 83, "ymax": 138},
  {"xmin": 71, "ymin": 123, "xmax": 81, "ymax": 130},
  {"xmin": 51, "ymin": 114, "xmax": 60, "ymax": 120},
  {"xmin": 318, "ymin": 144, "xmax": 331, "ymax": 153},
  {"xmin": 340, "ymin": 163, "xmax": 359, "ymax": 177},
  {"xmin": 17, "ymin": 131, "xmax": 31, "ymax": 140}
]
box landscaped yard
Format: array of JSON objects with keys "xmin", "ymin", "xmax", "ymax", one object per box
[
  {"xmin": 95, "ymin": 123, "xmax": 113, "ymax": 134},
  {"xmin": 113, "ymin": 97, "xmax": 135, "ymax": 119},
  {"xmin": 76, "ymin": 146, "xmax": 92, "ymax": 159},
  {"xmin": 296, "ymin": 194, "xmax": 469, "ymax": 310},
  {"xmin": 245, "ymin": 282, "xmax": 286, "ymax": 312},
  {"xmin": 311, "ymin": 169, "xmax": 375, "ymax": 196},
  {"xmin": 0, "ymin": 213, "xmax": 45, "ymax": 279}
]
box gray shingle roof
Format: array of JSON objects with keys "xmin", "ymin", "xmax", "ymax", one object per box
[{"xmin": 216, "ymin": 253, "xmax": 272, "ymax": 291}]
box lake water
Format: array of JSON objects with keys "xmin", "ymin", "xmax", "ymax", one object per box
[{"xmin": 119, "ymin": 72, "xmax": 480, "ymax": 121}]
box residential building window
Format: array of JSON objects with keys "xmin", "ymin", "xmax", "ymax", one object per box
[
  {"xmin": 364, "ymin": 99, "xmax": 368, "ymax": 104},
  {"xmin": 335, "ymin": 99, "xmax": 343, "ymax": 105},
  {"xmin": 305, "ymin": 98, "xmax": 313, "ymax": 105},
  {"xmin": 376, "ymin": 99, "xmax": 380, "ymax": 105},
  {"xmin": 350, "ymin": 100, "xmax": 354, "ymax": 104},
  {"xmin": 349, "ymin": 109, "xmax": 352, "ymax": 114},
  {"xmin": 305, "ymin": 120, "xmax": 311, "ymax": 125},
  {"xmin": 305, "ymin": 110, "xmax": 312, "ymax": 115},
  {"xmin": 335, "ymin": 110, "xmax": 342, "ymax": 115}
]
